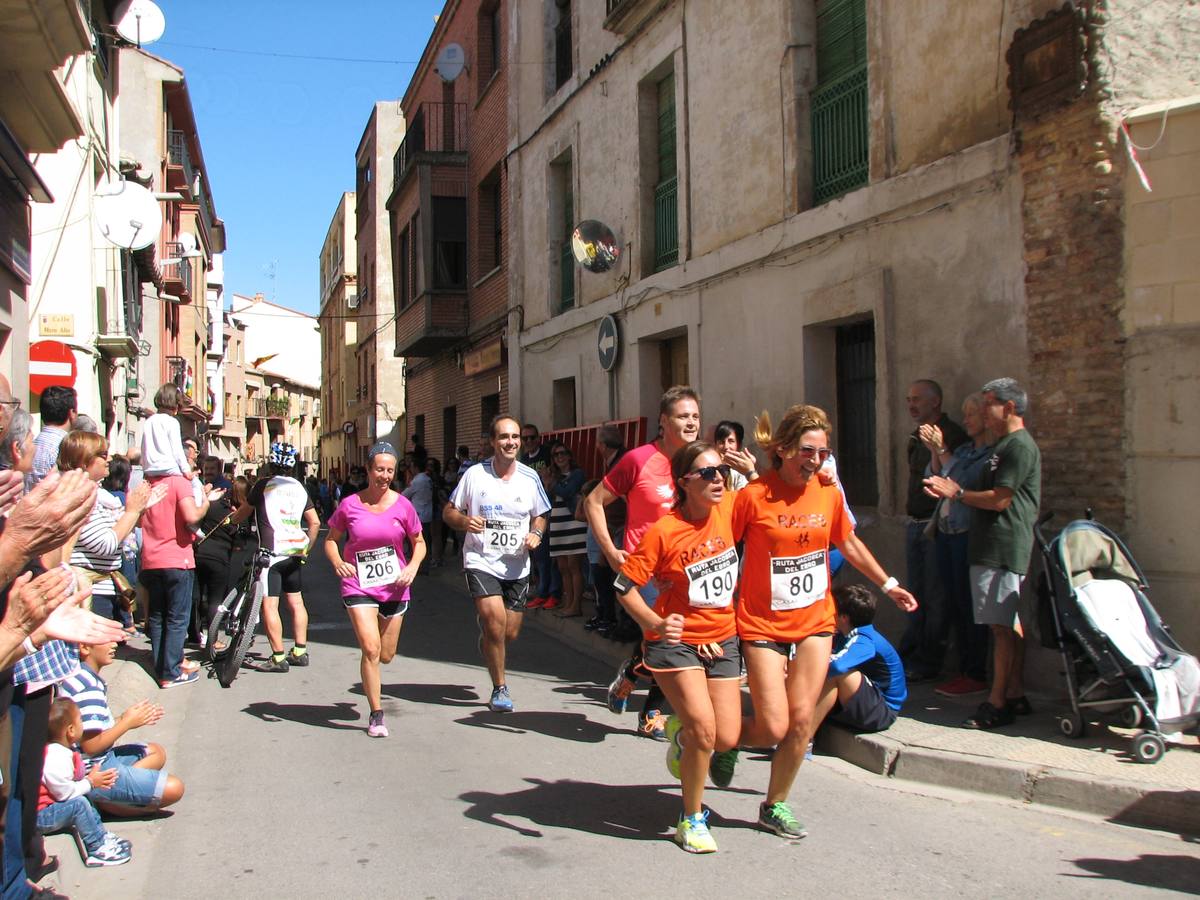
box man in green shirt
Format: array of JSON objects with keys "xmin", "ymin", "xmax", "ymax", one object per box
[{"xmin": 923, "ymin": 378, "xmax": 1041, "ymax": 729}]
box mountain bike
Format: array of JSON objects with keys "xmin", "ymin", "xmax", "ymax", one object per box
[{"xmin": 207, "ymin": 549, "xmax": 271, "ymax": 687}]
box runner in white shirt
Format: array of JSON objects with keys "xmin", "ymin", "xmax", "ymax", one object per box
[
  {"xmin": 229, "ymin": 443, "xmax": 321, "ymax": 672},
  {"xmin": 444, "ymin": 415, "xmax": 550, "ymax": 712}
]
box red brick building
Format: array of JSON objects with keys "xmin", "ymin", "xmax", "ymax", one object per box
[{"xmin": 388, "ymin": 0, "xmax": 509, "ymax": 466}]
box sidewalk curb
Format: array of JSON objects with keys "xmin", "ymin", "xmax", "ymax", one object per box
[{"xmin": 526, "ymin": 611, "xmax": 1200, "ymax": 838}]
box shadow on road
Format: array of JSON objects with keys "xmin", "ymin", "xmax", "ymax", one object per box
[
  {"xmin": 242, "ymin": 699, "xmax": 362, "ymax": 730},
  {"xmin": 1066, "ymin": 853, "xmax": 1200, "ymax": 894},
  {"xmin": 454, "ymin": 710, "xmax": 630, "ymax": 744},
  {"xmin": 375, "ymin": 682, "xmax": 482, "ymax": 707}
]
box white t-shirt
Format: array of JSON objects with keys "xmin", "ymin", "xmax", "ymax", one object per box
[
  {"xmin": 140, "ymin": 412, "xmax": 190, "ymax": 477},
  {"xmin": 449, "ymin": 458, "xmax": 550, "ymax": 580},
  {"xmin": 402, "ymin": 472, "xmax": 434, "ymax": 523}
]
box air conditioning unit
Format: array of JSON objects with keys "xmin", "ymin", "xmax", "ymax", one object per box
[{"xmin": 347, "ymin": 292, "xmax": 360, "ymax": 309}]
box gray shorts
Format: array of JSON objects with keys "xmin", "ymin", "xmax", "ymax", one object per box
[{"xmin": 970, "ymin": 565, "xmax": 1023, "ymax": 629}]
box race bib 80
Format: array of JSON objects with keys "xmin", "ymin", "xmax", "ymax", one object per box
[
  {"xmin": 770, "ymin": 550, "xmax": 828, "ymax": 611},
  {"xmin": 685, "ymin": 547, "xmax": 739, "ymax": 608}
]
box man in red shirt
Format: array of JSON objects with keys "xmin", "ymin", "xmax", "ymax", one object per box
[{"xmin": 585, "ymin": 385, "xmax": 701, "ymax": 739}]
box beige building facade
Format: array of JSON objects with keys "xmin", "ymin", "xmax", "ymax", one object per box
[
  {"xmin": 318, "ymin": 192, "xmax": 358, "ymax": 477},
  {"xmin": 509, "ymin": 1, "xmax": 1200, "ymax": 652}
]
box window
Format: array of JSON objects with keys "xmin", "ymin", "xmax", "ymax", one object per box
[
  {"xmin": 552, "ymin": 377, "xmax": 576, "ymax": 430},
  {"xmin": 554, "ymin": 1, "xmax": 573, "ymax": 90},
  {"xmin": 432, "ymin": 198, "xmax": 466, "ymax": 289},
  {"xmin": 550, "ymin": 153, "xmax": 574, "ymax": 313},
  {"xmin": 478, "ymin": 168, "xmax": 503, "ymax": 274},
  {"xmin": 835, "ymin": 320, "xmax": 876, "ymax": 505},
  {"xmin": 812, "ymin": 0, "xmax": 868, "ymax": 204},
  {"xmin": 443, "ymin": 406, "xmax": 457, "ymax": 461},
  {"xmin": 478, "ymin": 3, "xmax": 502, "ymax": 85},
  {"xmin": 414, "ymin": 415, "xmax": 425, "ymax": 447},
  {"xmin": 480, "ymin": 393, "xmax": 500, "ymax": 434},
  {"xmin": 654, "ymin": 72, "xmax": 678, "ymax": 272},
  {"xmin": 397, "ymin": 226, "xmax": 410, "ymax": 308}
]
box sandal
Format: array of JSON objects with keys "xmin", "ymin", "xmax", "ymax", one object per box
[
  {"xmin": 1006, "ymin": 696, "xmax": 1033, "ymax": 716},
  {"xmin": 962, "ymin": 701, "xmax": 1014, "ymax": 730}
]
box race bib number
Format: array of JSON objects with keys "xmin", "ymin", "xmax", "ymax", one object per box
[
  {"xmin": 770, "ymin": 550, "xmax": 828, "ymax": 611},
  {"xmin": 356, "ymin": 546, "xmax": 400, "ymax": 589},
  {"xmin": 685, "ymin": 548, "xmax": 738, "ymax": 608},
  {"xmin": 482, "ymin": 518, "xmax": 526, "ymax": 558}
]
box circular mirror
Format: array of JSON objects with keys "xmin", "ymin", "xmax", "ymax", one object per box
[{"xmin": 571, "ymin": 220, "xmax": 621, "ymax": 273}]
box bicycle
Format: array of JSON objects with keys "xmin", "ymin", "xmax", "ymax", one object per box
[{"xmin": 207, "ymin": 548, "xmax": 272, "ymax": 687}]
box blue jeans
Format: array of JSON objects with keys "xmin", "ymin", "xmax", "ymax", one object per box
[
  {"xmin": 936, "ymin": 531, "xmax": 989, "ymax": 682},
  {"xmin": 899, "ymin": 521, "xmax": 947, "ymax": 675},
  {"xmin": 533, "ymin": 537, "xmax": 561, "ymax": 600},
  {"xmin": 36, "ymin": 796, "xmax": 106, "ymax": 853},
  {"xmin": 141, "ymin": 568, "xmax": 194, "ymax": 681}
]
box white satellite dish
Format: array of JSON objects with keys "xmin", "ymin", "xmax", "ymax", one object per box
[
  {"xmin": 177, "ymin": 232, "xmax": 201, "ymax": 257},
  {"xmin": 94, "ymin": 180, "xmax": 162, "ymax": 251},
  {"xmin": 435, "ymin": 43, "xmax": 465, "ymax": 82},
  {"xmin": 113, "ymin": 0, "xmax": 166, "ymax": 46}
]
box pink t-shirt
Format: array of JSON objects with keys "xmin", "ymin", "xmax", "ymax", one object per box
[
  {"xmin": 602, "ymin": 442, "xmax": 674, "ymax": 554},
  {"xmin": 140, "ymin": 475, "xmax": 195, "ymax": 570},
  {"xmin": 328, "ymin": 492, "xmax": 423, "ymax": 603}
]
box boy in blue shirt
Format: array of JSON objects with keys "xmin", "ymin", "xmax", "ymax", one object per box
[{"xmin": 816, "ymin": 584, "xmax": 908, "ymax": 733}]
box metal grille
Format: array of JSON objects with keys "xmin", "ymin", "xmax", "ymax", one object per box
[
  {"xmin": 560, "ymin": 188, "xmax": 574, "ymax": 311},
  {"xmin": 812, "ymin": 68, "xmax": 868, "ymax": 204},
  {"xmin": 835, "ymin": 320, "xmax": 877, "ymax": 506},
  {"xmin": 654, "ymin": 177, "xmax": 678, "ymax": 271}
]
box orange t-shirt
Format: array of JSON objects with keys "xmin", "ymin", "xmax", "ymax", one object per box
[
  {"xmin": 619, "ymin": 493, "xmax": 738, "ymax": 645},
  {"xmin": 732, "ymin": 470, "xmax": 853, "ymax": 642}
]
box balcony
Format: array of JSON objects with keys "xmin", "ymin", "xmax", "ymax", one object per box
[
  {"xmin": 160, "ymin": 244, "xmax": 193, "ymax": 302},
  {"xmin": 390, "ymin": 102, "xmax": 467, "ymax": 198},
  {"xmin": 249, "ymin": 397, "xmax": 291, "ymax": 420},
  {"xmin": 165, "ymin": 129, "xmax": 195, "ymax": 198},
  {"xmin": 394, "ymin": 290, "xmax": 468, "ymax": 357}
]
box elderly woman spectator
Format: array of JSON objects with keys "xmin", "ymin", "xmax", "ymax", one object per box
[
  {"xmin": 921, "ymin": 392, "xmax": 995, "ymax": 697},
  {"xmin": 58, "ymin": 432, "xmax": 160, "ymax": 625}
]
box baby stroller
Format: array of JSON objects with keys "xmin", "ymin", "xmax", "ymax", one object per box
[{"xmin": 1035, "ymin": 512, "xmax": 1200, "ymax": 764}]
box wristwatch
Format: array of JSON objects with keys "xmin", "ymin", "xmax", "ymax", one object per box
[
  {"xmin": 530, "ymin": 528, "xmax": 544, "ymax": 539},
  {"xmin": 954, "ymin": 487, "xmax": 965, "ymax": 500}
]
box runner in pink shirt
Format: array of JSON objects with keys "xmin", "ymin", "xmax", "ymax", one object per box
[{"xmin": 325, "ymin": 442, "xmax": 425, "ymax": 738}]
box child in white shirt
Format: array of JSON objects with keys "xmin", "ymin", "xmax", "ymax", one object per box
[{"xmin": 141, "ymin": 383, "xmax": 191, "ymax": 478}]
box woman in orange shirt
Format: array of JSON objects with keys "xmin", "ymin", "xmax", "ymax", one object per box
[
  {"xmin": 615, "ymin": 441, "xmax": 740, "ymax": 854},
  {"xmin": 727, "ymin": 404, "xmax": 917, "ymax": 840}
]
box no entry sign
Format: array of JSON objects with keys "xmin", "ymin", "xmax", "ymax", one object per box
[{"xmin": 29, "ymin": 341, "xmax": 77, "ymax": 395}]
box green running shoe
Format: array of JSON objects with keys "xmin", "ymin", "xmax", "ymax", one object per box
[
  {"xmin": 709, "ymin": 748, "xmax": 739, "ymax": 788},
  {"xmin": 758, "ymin": 801, "xmax": 807, "ymax": 840},
  {"xmin": 674, "ymin": 810, "xmax": 718, "ymax": 854},
  {"xmin": 665, "ymin": 715, "xmax": 684, "ymax": 780}
]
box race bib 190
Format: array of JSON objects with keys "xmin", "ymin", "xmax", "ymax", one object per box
[
  {"xmin": 770, "ymin": 550, "xmax": 828, "ymax": 611},
  {"xmin": 482, "ymin": 518, "xmax": 526, "ymax": 558},
  {"xmin": 356, "ymin": 546, "xmax": 400, "ymax": 589},
  {"xmin": 685, "ymin": 547, "xmax": 738, "ymax": 608}
]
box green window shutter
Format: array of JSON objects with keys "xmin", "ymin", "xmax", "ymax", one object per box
[
  {"xmin": 812, "ymin": 0, "xmax": 868, "ymax": 204},
  {"xmin": 654, "ymin": 72, "xmax": 678, "ymax": 271},
  {"xmin": 816, "ymin": 0, "xmax": 866, "ymax": 83},
  {"xmin": 657, "ymin": 73, "xmax": 676, "ymax": 182}
]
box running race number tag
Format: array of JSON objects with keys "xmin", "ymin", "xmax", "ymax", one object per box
[
  {"xmin": 482, "ymin": 518, "xmax": 526, "ymax": 558},
  {"xmin": 770, "ymin": 550, "xmax": 828, "ymax": 611},
  {"xmin": 355, "ymin": 546, "xmax": 400, "ymax": 589},
  {"xmin": 685, "ymin": 547, "xmax": 739, "ymax": 608}
]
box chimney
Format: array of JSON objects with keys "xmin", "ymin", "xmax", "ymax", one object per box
[{"xmin": 253, "ymin": 292, "xmax": 264, "ymax": 303}]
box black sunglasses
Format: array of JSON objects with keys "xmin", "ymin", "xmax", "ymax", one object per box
[{"xmin": 684, "ymin": 464, "xmax": 731, "ymax": 483}]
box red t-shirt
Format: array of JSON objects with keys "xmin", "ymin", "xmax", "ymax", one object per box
[
  {"xmin": 732, "ymin": 470, "xmax": 853, "ymax": 642},
  {"xmin": 602, "ymin": 442, "xmax": 674, "ymax": 553},
  {"xmin": 140, "ymin": 475, "xmax": 196, "ymax": 570},
  {"xmin": 620, "ymin": 493, "xmax": 738, "ymax": 645}
]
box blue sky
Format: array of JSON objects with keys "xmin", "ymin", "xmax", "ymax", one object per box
[{"xmin": 151, "ymin": 0, "xmax": 444, "ymax": 314}]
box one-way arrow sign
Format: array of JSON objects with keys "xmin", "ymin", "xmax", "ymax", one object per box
[{"xmin": 597, "ymin": 314, "xmax": 619, "ymax": 372}]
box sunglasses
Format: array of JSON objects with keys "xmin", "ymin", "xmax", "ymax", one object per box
[
  {"xmin": 0, "ymin": 399, "xmax": 20, "ymax": 410},
  {"xmin": 552, "ymin": 449, "xmax": 570, "ymax": 457},
  {"xmin": 796, "ymin": 446, "xmax": 832, "ymax": 459},
  {"xmin": 684, "ymin": 464, "xmax": 731, "ymax": 483}
]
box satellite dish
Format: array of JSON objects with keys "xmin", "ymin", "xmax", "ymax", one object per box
[
  {"xmin": 113, "ymin": 0, "xmax": 166, "ymax": 46},
  {"xmin": 571, "ymin": 220, "xmax": 621, "ymax": 273},
  {"xmin": 177, "ymin": 232, "xmax": 200, "ymax": 257},
  {"xmin": 94, "ymin": 180, "xmax": 162, "ymax": 251},
  {"xmin": 435, "ymin": 43, "xmax": 465, "ymax": 82}
]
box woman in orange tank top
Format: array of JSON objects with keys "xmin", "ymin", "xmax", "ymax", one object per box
[{"xmin": 726, "ymin": 405, "xmax": 917, "ymax": 840}]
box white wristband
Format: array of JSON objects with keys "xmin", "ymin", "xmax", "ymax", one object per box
[
  {"xmin": 880, "ymin": 576, "xmax": 899, "ymax": 593},
  {"xmin": 22, "ymin": 636, "xmax": 38, "ymax": 657}
]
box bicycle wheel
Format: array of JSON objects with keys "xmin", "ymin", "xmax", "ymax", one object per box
[
  {"xmin": 216, "ymin": 582, "xmax": 263, "ymax": 688},
  {"xmin": 207, "ymin": 586, "xmax": 241, "ymax": 664}
]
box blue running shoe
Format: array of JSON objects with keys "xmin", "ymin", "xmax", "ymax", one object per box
[{"xmin": 489, "ymin": 685, "xmax": 513, "ymax": 712}]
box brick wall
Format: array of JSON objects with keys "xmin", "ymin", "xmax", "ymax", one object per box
[
  {"xmin": 406, "ymin": 353, "xmax": 509, "ymax": 464},
  {"xmin": 1015, "ymin": 23, "xmax": 1128, "ymax": 528}
]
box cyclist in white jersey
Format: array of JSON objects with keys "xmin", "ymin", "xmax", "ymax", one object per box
[
  {"xmin": 229, "ymin": 443, "xmax": 320, "ymax": 672},
  {"xmin": 444, "ymin": 415, "xmax": 550, "ymax": 712}
]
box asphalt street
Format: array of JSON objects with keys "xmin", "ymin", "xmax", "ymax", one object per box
[{"xmin": 74, "ymin": 533, "xmax": 1200, "ymax": 898}]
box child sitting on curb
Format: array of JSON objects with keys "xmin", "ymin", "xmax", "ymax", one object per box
[
  {"xmin": 816, "ymin": 584, "xmax": 908, "ymax": 734},
  {"xmin": 57, "ymin": 640, "xmax": 185, "ymax": 816},
  {"xmin": 37, "ymin": 699, "xmax": 132, "ymax": 867}
]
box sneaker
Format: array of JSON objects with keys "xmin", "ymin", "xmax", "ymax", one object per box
[
  {"xmin": 489, "ymin": 685, "xmax": 513, "ymax": 713},
  {"xmin": 542, "ymin": 597, "xmax": 560, "ymax": 611},
  {"xmin": 665, "ymin": 715, "xmax": 684, "ymax": 779},
  {"xmin": 804, "ymin": 740, "xmax": 814, "ymax": 762},
  {"xmin": 287, "ymin": 649, "xmax": 310, "ymax": 667},
  {"xmin": 103, "ymin": 831, "xmax": 132, "ymax": 852},
  {"xmin": 526, "ymin": 597, "xmax": 548, "ymax": 610},
  {"xmin": 367, "ymin": 710, "xmax": 389, "ymax": 738},
  {"xmin": 709, "ymin": 748, "xmax": 739, "ymax": 788},
  {"xmin": 674, "ymin": 810, "xmax": 718, "ymax": 854},
  {"xmin": 260, "ymin": 655, "xmax": 290, "ymax": 674},
  {"xmin": 159, "ymin": 670, "xmax": 199, "ymax": 689},
  {"xmin": 639, "ymin": 709, "xmax": 668, "ymax": 742},
  {"xmin": 962, "ymin": 700, "xmax": 1015, "ymax": 730},
  {"xmin": 606, "ymin": 658, "xmax": 636, "ymax": 714},
  {"xmin": 758, "ymin": 801, "xmax": 807, "ymax": 840},
  {"xmin": 85, "ymin": 835, "xmax": 132, "ymax": 867},
  {"xmin": 935, "ymin": 675, "xmax": 989, "ymax": 697}
]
